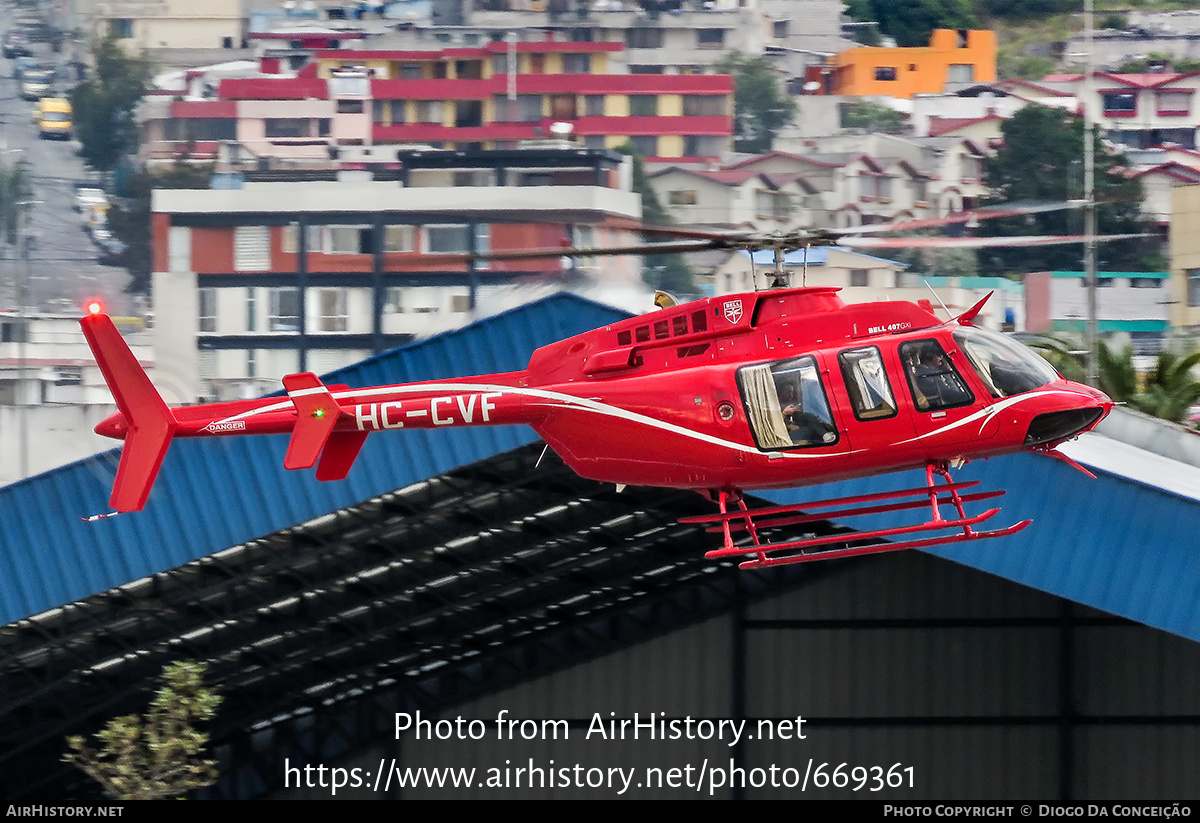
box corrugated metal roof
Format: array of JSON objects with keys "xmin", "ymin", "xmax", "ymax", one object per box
[
  {"xmin": 0, "ymin": 293, "xmax": 629, "ymax": 625},
  {"xmin": 753, "ymin": 444, "xmax": 1200, "ymax": 643}
]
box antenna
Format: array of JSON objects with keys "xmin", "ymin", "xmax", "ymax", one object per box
[{"xmin": 923, "ymin": 279, "xmax": 952, "ymax": 317}]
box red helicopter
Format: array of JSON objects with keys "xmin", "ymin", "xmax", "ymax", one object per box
[{"xmin": 80, "ymin": 208, "xmax": 1120, "ymax": 568}]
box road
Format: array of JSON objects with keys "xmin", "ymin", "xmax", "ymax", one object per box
[{"xmin": 0, "ymin": 12, "xmax": 134, "ymax": 315}]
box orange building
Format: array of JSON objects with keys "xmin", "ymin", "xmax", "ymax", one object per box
[{"xmin": 811, "ymin": 29, "xmax": 997, "ymax": 99}]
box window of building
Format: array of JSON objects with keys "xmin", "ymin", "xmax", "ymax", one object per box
[
  {"xmin": 850, "ymin": 269, "xmax": 869, "ymax": 287},
  {"xmin": 562, "ymin": 54, "xmax": 591, "ymax": 73},
  {"xmin": 264, "ymin": 118, "xmax": 310, "ymax": 138},
  {"xmin": 875, "ymin": 66, "xmax": 897, "ymax": 81},
  {"xmin": 198, "ymin": 288, "xmax": 217, "ymax": 333},
  {"xmin": 168, "ymin": 226, "xmax": 191, "ymax": 272},
  {"xmin": 455, "ymin": 100, "xmax": 483, "ymax": 127},
  {"xmin": 493, "ymin": 94, "xmax": 542, "ymax": 122},
  {"xmin": 773, "ymin": 20, "xmax": 789, "ymax": 39},
  {"xmin": 234, "ymin": 226, "xmax": 270, "ymax": 272},
  {"xmin": 1131, "ymin": 277, "xmax": 1161, "ymax": 289},
  {"xmin": 630, "ymin": 65, "xmax": 665, "ymax": 74},
  {"xmin": 268, "ymin": 288, "xmax": 300, "ymax": 332},
  {"xmin": 425, "ymin": 224, "xmax": 472, "ymax": 253},
  {"xmin": 455, "ymin": 59, "xmax": 483, "ymax": 79},
  {"xmin": 584, "ymin": 95, "xmax": 605, "ymax": 116},
  {"xmin": 683, "ymin": 135, "xmax": 724, "ymax": 157},
  {"xmin": 326, "ymin": 225, "xmax": 372, "ymax": 254},
  {"xmin": 1189, "ymin": 269, "xmax": 1200, "ymax": 306},
  {"xmin": 1102, "ymin": 92, "xmax": 1137, "ymax": 115},
  {"xmin": 625, "ymin": 28, "xmax": 663, "ymax": 49},
  {"xmin": 668, "ymin": 190, "xmax": 697, "ymax": 205},
  {"xmin": 415, "ymin": 100, "xmax": 445, "ymax": 123},
  {"xmin": 1156, "ymin": 90, "xmax": 1192, "ymax": 115},
  {"xmin": 629, "ymin": 95, "xmax": 658, "ymax": 116},
  {"xmin": 630, "ymin": 135, "xmax": 658, "ymax": 156},
  {"xmin": 246, "ymin": 287, "xmax": 256, "ymax": 332},
  {"xmin": 947, "ymin": 64, "xmax": 974, "ymax": 83},
  {"xmin": 450, "ymin": 293, "xmax": 471, "ymax": 313},
  {"xmin": 384, "ymin": 225, "xmax": 415, "ymax": 252},
  {"xmin": 696, "ymin": 29, "xmax": 725, "ymax": 49},
  {"xmin": 108, "ymin": 18, "xmax": 133, "ymax": 39},
  {"xmin": 336, "ymin": 99, "xmax": 364, "ymax": 114},
  {"xmin": 281, "ymin": 223, "xmax": 321, "ymax": 254},
  {"xmin": 682, "ymin": 95, "xmax": 725, "ymax": 116},
  {"xmin": 315, "ymin": 288, "xmax": 348, "ymax": 332},
  {"xmin": 400, "ymin": 62, "xmax": 424, "ymax": 79}
]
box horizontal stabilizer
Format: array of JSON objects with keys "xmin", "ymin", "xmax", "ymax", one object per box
[{"xmin": 282, "ymin": 372, "xmax": 343, "ymax": 470}]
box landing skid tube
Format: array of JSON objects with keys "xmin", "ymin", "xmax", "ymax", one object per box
[{"xmin": 682, "ymin": 463, "xmax": 1031, "ymax": 569}]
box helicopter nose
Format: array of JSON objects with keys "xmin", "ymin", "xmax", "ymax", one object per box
[
  {"xmin": 95, "ymin": 412, "xmax": 128, "ymax": 440},
  {"xmin": 1024, "ymin": 382, "xmax": 1112, "ymax": 447}
]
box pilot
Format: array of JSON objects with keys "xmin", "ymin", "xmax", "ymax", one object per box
[{"xmin": 913, "ymin": 348, "xmax": 971, "ymax": 408}]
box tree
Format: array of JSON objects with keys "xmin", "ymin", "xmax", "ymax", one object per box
[
  {"xmin": 715, "ymin": 53, "xmax": 795, "ymax": 154},
  {"xmin": 108, "ymin": 162, "xmax": 213, "ymax": 294},
  {"xmin": 63, "ymin": 661, "xmax": 223, "ymax": 800},
  {"xmin": 1028, "ymin": 333, "xmax": 1200, "ymax": 425},
  {"xmin": 843, "ymin": 0, "xmax": 977, "ymax": 47},
  {"xmin": 840, "ymin": 99, "xmax": 907, "ymax": 134},
  {"xmin": 614, "ymin": 142, "xmax": 694, "ymax": 294},
  {"xmin": 979, "ymin": 105, "xmax": 1157, "ymax": 274},
  {"xmin": 0, "ymin": 159, "xmax": 32, "ymax": 247},
  {"xmin": 70, "ymin": 36, "xmax": 153, "ymax": 172}
]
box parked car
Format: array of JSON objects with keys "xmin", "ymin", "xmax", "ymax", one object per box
[
  {"xmin": 12, "ymin": 55, "xmax": 39, "ymax": 80},
  {"xmin": 2, "ymin": 30, "xmax": 31, "ymax": 59},
  {"xmin": 73, "ymin": 185, "xmax": 107, "ymax": 214},
  {"xmin": 33, "ymin": 96, "xmax": 71, "ymax": 139},
  {"xmin": 19, "ymin": 66, "xmax": 53, "ymax": 100}
]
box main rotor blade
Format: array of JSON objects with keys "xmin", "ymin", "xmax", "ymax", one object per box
[
  {"xmin": 837, "ymin": 200, "xmax": 1089, "ymax": 236},
  {"xmin": 842, "ymin": 233, "xmax": 1150, "ymax": 250}
]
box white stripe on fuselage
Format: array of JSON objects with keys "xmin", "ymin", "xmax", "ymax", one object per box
[
  {"xmin": 214, "ymin": 382, "xmax": 854, "ymax": 462},
  {"xmin": 892, "ymin": 390, "xmax": 1082, "ymax": 445}
]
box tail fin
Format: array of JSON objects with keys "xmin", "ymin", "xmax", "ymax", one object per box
[{"xmin": 80, "ymin": 313, "xmax": 177, "ymax": 512}]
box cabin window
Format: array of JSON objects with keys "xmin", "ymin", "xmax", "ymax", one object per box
[
  {"xmin": 672, "ymin": 315, "xmax": 688, "ymax": 335},
  {"xmin": 691, "ymin": 310, "xmax": 707, "ymax": 332},
  {"xmin": 654, "ymin": 320, "xmax": 669, "ymax": 339},
  {"xmin": 617, "ymin": 330, "xmax": 632, "ymax": 346},
  {"xmin": 737, "ymin": 356, "xmax": 838, "ymax": 450},
  {"xmin": 838, "ymin": 347, "xmax": 897, "ymax": 421},
  {"xmin": 953, "ymin": 326, "xmax": 1058, "ymax": 399},
  {"xmin": 899, "ymin": 339, "xmax": 974, "ymax": 411}
]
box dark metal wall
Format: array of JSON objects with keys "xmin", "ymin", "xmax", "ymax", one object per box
[{"xmin": 292, "ymin": 550, "xmax": 1200, "ymax": 800}]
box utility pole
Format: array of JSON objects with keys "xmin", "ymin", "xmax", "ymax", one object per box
[{"xmin": 1083, "ymin": 0, "xmax": 1099, "ymax": 386}]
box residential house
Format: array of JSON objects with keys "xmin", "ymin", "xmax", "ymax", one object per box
[{"xmin": 805, "ymin": 29, "xmax": 997, "ymax": 99}]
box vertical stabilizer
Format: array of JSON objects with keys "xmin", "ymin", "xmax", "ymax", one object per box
[{"xmin": 80, "ymin": 314, "xmax": 177, "ymax": 511}]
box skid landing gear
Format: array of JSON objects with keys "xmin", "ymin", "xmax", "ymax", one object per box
[{"xmin": 681, "ymin": 462, "xmax": 1031, "ymax": 569}]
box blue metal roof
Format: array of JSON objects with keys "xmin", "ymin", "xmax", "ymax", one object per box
[
  {"xmin": 4, "ymin": 292, "xmax": 1200, "ymax": 646},
  {"xmin": 0, "ymin": 294, "xmax": 628, "ymax": 625}
]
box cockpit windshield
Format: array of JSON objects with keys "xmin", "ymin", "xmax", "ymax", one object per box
[{"xmin": 953, "ymin": 326, "xmax": 1059, "ymax": 398}]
